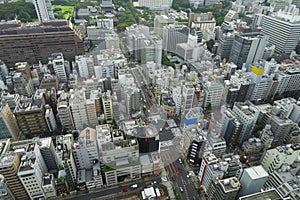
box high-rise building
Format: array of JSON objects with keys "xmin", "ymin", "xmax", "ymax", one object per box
[
  {"xmin": 212, "ymin": 177, "xmax": 240, "ymax": 200},
  {"xmin": 231, "ymin": 101, "xmax": 259, "ymax": 145},
  {"xmin": 102, "ymin": 91, "xmax": 113, "ymax": 123},
  {"xmin": 136, "ymin": 0, "xmax": 173, "ymax": 10},
  {"xmin": 0, "ymin": 152, "xmax": 29, "ymax": 200},
  {"xmin": 57, "ymin": 92, "xmax": 75, "ymax": 130},
  {"xmin": 229, "ymin": 33, "xmax": 268, "ymax": 68},
  {"xmin": 262, "ymin": 10, "xmax": 300, "ymax": 53},
  {"xmin": 69, "ymin": 89, "xmax": 89, "ymax": 131},
  {"xmin": 18, "ymin": 143, "xmax": 48, "ymax": 199},
  {"xmin": 239, "ymin": 189, "xmax": 284, "ymax": 200},
  {"xmin": 39, "ymin": 137, "xmax": 58, "ymax": 172},
  {"xmin": 261, "ymin": 144, "xmax": 300, "ymax": 174},
  {"xmin": 75, "ymin": 55, "xmax": 95, "ymax": 79},
  {"xmin": 12, "ymin": 71, "xmax": 34, "ymax": 97},
  {"xmin": 51, "ymin": 53, "xmax": 68, "ymax": 83},
  {"xmin": 0, "ymin": 174, "xmax": 14, "ymax": 200},
  {"xmin": 163, "ymin": 24, "xmax": 189, "ymax": 53},
  {"xmin": 44, "ymin": 104, "xmax": 57, "ymax": 133},
  {"xmin": 0, "ymin": 21, "xmax": 84, "ymax": 67},
  {"xmin": 33, "ymin": 0, "xmax": 54, "ymax": 22},
  {"xmin": 0, "ymin": 103, "xmax": 20, "ymax": 140},
  {"xmin": 14, "ymin": 94, "xmax": 49, "ymax": 137},
  {"xmin": 239, "ymin": 165, "xmax": 269, "ymax": 197}
]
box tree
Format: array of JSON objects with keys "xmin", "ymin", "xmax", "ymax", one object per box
[{"xmin": 206, "ymin": 39, "xmax": 215, "ymax": 52}]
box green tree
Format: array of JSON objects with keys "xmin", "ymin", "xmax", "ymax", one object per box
[{"xmin": 206, "ymin": 39, "xmax": 215, "ymax": 52}]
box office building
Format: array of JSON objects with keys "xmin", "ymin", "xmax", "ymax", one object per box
[
  {"xmin": 231, "ymin": 101, "xmax": 259, "ymax": 145},
  {"xmin": 0, "ymin": 21, "xmax": 84, "ymax": 66},
  {"xmin": 202, "ymin": 80, "xmax": 224, "ymax": 109},
  {"xmin": 69, "ymin": 89, "xmax": 89, "ymax": 131},
  {"xmin": 162, "ymin": 24, "xmax": 189, "ymax": 53},
  {"xmin": 220, "ymin": 108, "xmax": 241, "ymax": 146},
  {"xmin": 217, "ymin": 32, "xmax": 236, "ymax": 60},
  {"xmin": 135, "ymin": 0, "xmax": 173, "ymax": 10},
  {"xmin": 229, "ymin": 33, "xmax": 268, "ymax": 68},
  {"xmin": 136, "ymin": 125, "xmax": 159, "ymax": 153},
  {"xmin": 13, "ymin": 71, "xmax": 34, "ymax": 97},
  {"xmin": 39, "ymin": 137, "xmax": 58, "ymax": 172},
  {"xmin": 0, "ymin": 152, "xmax": 29, "ymax": 200},
  {"xmin": 239, "ymin": 189, "xmax": 284, "ymax": 200},
  {"xmin": 239, "ymin": 165, "xmax": 269, "ymax": 197},
  {"xmin": 262, "ymin": 10, "xmax": 300, "ymax": 53},
  {"xmin": 0, "ymin": 103, "xmax": 20, "ymax": 140},
  {"xmin": 212, "ymin": 177, "xmax": 240, "ymax": 200},
  {"xmin": 44, "ymin": 104, "xmax": 57, "ymax": 133},
  {"xmin": 33, "ymin": 0, "xmax": 54, "ymax": 22}
]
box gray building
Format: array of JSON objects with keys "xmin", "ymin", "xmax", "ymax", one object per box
[
  {"xmin": 262, "ymin": 11, "xmax": 300, "ymax": 53},
  {"xmin": 229, "ymin": 32, "xmax": 268, "ymax": 69},
  {"xmin": 162, "ymin": 24, "xmax": 189, "ymax": 53},
  {"xmin": 238, "ymin": 165, "xmax": 269, "ymax": 197}
]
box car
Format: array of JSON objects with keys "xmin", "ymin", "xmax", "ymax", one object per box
[
  {"xmin": 152, "ymin": 181, "xmax": 157, "ymax": 185},
  {"xmin": 179, "ymin": 158, "xmax": 182, "ymax": 164},
  {"xmin": 122, "ymin": 188, "xmax": 128, "ymax": 192},
  {"xmin": 179, "ymin": 187, "xmax": 184, "ymax": 193},
  {"xmin": 131, "ymin": 184, "xmax": 138, "ymax": 189},
  {"xmin": 187, "ymin": 174, "xmax": 190, "ymax": 178}
]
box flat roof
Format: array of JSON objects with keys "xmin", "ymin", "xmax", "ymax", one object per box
[
  {"xmin": 244, "ymin": 165, "xmax": 269, "ymax": 180},
  {"xmin": 239, "ymin": 189, "xmax": 283, "ymax": 200}
]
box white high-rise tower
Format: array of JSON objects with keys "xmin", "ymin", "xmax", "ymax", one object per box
[{"xmin": 33, "ymin": 0, "xmax": 55, "ymax": 22}]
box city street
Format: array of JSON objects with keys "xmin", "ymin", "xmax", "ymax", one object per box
[{"xmin": 65, "ymin": 176, "xmax": 161, "ymax": 200}]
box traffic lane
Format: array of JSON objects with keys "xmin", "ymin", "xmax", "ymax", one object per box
[
  {"xmin": 66, "ymin": 176, "xmax": 162, "ymax": 200},
  {"xmin": 173, "ymin": 159, "xmax": 199, "ymax": 200}
]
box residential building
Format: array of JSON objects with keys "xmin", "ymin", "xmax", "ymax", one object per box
[
  {"xmin": 14, "ymin": 93, "xmax": 49, "ymax": 137},
  {"xmin": 0, "ymin": 174, "xmax": 14, "ymax": 200},
  {"xmin": 102, "ymin": 91, "xmax": 113, "ymax": 123},
  {"xmin": 76, "ymin": 55, "xmax": 95, "ymax": 79},
  {"xmin": 0, "ymin": 152, "xmax": 29, "ymax": 200},
  {"xmin": 0, "ymin": 21, "xmax": 84, "ymax": 66},
  {"xmin": 261, "ymin": 143, "xmax": 300, "ymax": 174},
  {"xmin": 57, "ymin": 92, "xmax": 75, "ymax": 130},
  {"xmin": 13, "ymin": 72, "xmax": 34, "ymax": 97},
  {"xmin": 17, "ymin": 143, "xmax": 48, "ymax": 199},
  {"xmin": 238, "ymin": 165, "xmax": 269, "ymax": 197},
  {"xmin": 39, "ymin": 74, "xmax": 59, "ymax": 91},
  {"xmin": 51, "ymin": 53, "xmax": 68, "ymax": 83},
  {"xmin": 265, "ymin": 162, "xmax": 300, "ymax": 200}
]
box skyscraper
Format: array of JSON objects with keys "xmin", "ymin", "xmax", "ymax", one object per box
[
  {"xmin": 262, "ymin": 9, "xmax": 300, "ymax": 53},
  {"xmin": 229, "ymin": 33, "xmax": 268, "ymax": 69},
  {"xmin": 33, "ymin": 0, "xmax": 54, "ymax": 22}
]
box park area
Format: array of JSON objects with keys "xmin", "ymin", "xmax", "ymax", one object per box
[{"xmin": 52, "ymin": 5, "xmax": 74, "ymax": 19}]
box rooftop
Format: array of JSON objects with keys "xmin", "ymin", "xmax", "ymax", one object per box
[
  {"xmin": 244, "ymin": 165, "xmax": 269, "ymax": 180},
  {"xmin": 239, "ymin": 189, "xmax": 284, "ymax": 200}
]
